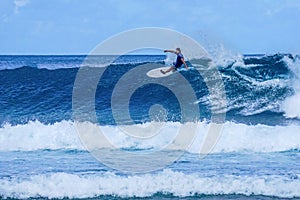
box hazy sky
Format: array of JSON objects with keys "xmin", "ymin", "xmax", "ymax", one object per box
[{"xmin": 1, "ymin": 0, "xmax": 300, "ymax": 54}]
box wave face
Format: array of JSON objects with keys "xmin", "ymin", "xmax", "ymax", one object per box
[
  {"xmin": 1, "ymin": 54, "xmax": 300, "ymax": 199},
  {"xmin": 0, "ymin": 54, "xmax": 299, "ymax": 126}
]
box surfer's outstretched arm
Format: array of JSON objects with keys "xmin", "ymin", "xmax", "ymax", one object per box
[{"xmin": 164, "ymin": 49, "xmax": 177, "ymax": 54}]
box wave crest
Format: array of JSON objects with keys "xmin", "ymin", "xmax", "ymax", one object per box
[
  {"xmin": 0, "ymin": 121, "xmax": 299, "ymax": 153},
  {"xmin": 1, "ymin": 170, "xmax": 299, "ymax": 199}
]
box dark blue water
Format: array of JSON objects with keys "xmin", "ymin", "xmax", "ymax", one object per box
[
  {"xmin": 0, "ymin": 54, "xmax": 297, "ymax": 126},
  {"xmin": 0, "ymin": 54, "xmax": 300, "ymax": 199}
]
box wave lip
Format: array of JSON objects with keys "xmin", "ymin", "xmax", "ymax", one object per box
[{"xmin": 0, "ymin": 170, "xmax": 299, "ymax": 199}]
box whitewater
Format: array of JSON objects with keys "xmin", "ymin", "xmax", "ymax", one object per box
[{"xmin": 1, "ymin": 120, "xmax": 300, "ymax": 153}]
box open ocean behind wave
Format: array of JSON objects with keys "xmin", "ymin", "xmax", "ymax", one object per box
[{"xmin": 0, "ymin": 54, "xmax": 300, "ymax": 199}]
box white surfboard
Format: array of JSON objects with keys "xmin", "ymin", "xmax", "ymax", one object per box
[
  {"xmin": 146, "ymin": 67, "xmax": 191, "ymax": 78},
  {"xmin": 146, "ymin": 67, "xmax": 174, "ymax": 78}
]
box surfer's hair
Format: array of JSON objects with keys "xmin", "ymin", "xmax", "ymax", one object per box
[{"xmin": 176, "ymin": 48, "xmax": 181, "ymax": 52}]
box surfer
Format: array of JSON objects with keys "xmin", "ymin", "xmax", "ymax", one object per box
[{"xmin": 161, "ymin": 48, "xmax": 188, "ymax": 74}]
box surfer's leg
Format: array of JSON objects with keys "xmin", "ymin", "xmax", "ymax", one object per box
[{"xmin": 161, "ymin": 66, "xmax": 175, "ymax": 74}]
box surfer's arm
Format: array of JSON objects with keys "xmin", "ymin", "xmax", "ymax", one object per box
[
  {"xmin": 164, "ymin": 49, "xmax": 176, "ymax": 54},
  {"xmin": 181, "ymin": 58, "xmax": 188, "ymax": 69}
]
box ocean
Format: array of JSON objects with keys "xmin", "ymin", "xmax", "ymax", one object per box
[{"xmin": 0, "ymin": 54, "xmax": 300, "ymax": 199}]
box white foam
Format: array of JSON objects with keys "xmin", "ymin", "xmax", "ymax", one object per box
[
  {"xmin": 190, "ymin": 121, "xmax": 300, "ymax": 153},
  {"xmin": 281, "ymin": 55, "xmax": 300, "ymax": 119},
  {"xmin": 164, "ymin": 52, "xmax": 176, "ymax": 66},
  {"xmin": 0, "ymin": 170, "xmax": 299, "ymax": 198},
  {"xmin": 0, "ymin": 120, "xmax": 299, "ymax": 153},
  {"xmin": 0, "ymin": 121, "xmax": 83, "ymax": 151},
  {"xmin": 36, "ymin": 63, "xmax": 81, "ymax": 70},
  {"xmin": 206, "ymin": 44, "xmax": 244, "ymax": 68},
  {"xmin": 282, "ymin": 93, "xmax": 300, "ymax": 119}
]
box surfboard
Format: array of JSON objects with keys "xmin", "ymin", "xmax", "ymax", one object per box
[
  {"xmin": 146, "ymin": 67, "xmax": 174, "ymax": 78},
  {"xmin": 146, "ymin": 67, "xmax": 191, "ymax": 78}
]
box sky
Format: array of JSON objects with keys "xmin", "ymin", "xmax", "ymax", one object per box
[{"xmin": 0, "ymin": 0, "xmax": 300, "ymax": 54}]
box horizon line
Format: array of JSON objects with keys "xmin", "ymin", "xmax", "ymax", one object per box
[{"xmin": 0, "ymin": 53, "xmax": 294, "ymax": 57}]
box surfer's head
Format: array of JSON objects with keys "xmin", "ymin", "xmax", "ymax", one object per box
[{"xmin": 175, "ymin": 47, "xmax": 181, "ymax": 54}]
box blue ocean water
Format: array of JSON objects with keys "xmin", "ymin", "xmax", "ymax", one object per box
[{"xmin": 0, "ymin": 54, "xmax": 300, "ymax": 199}]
